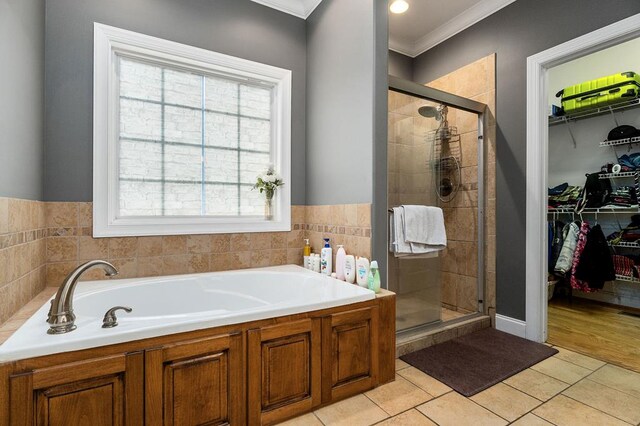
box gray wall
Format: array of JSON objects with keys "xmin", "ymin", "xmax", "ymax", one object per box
[
  {"xmin": 388, "ymin": 50, "xmax": 412, "ymax": 80},
  {"xmin": 306, "ymin": 0, "xmax": 376, "ymax": 204},
  {"xmin": 0, "ymin": 0, "xmax": 44, "ymax": 200},
  {"xmin": 412, "ymin": 0, "xmax": 640, "ymax": 320},
  {"xmin": 44, "ymin": 0, "xmax": 307, "ymax": 203}
]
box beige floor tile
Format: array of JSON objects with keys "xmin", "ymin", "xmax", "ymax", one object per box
[
  {"xmin": 553, "ymin": 347, "xmax": 606, "ymax": 371},
  {"xmin": 563, "ymin": 379, "xmax": 640, "ymax": 424},
  {"xmin": 314, "ymin": 394, "xmax": 388, "ymax": 426},
  {"xmin": 365, "ymin": 375, "xmax": 432, "ymax": 416},
  {"xmin": 530, "ymin": 357, "xmax": 591, "ymax": 384},
  {"xmin": 395, "ymin": 358, "xmax": 410, "ymax": 371},
  {"xmin": 509, "ymin": 413, "xmax": 554, "ymax": 426},
  {"xmin": 470, "ymin": 383, "xmax": 541, "ymax": 422},
  {"xmin": 278, "ymin": 412, "xmax": 324, "ymax": 426},
  {"xmin": 417, "ymin": 392, "xmax": 507, "ymax": 426},
  {"xmin": 588, "ymin": 364, "xmax": 640, "ymax": 398},
  {"xmin": 503, "ymin": 368, "xmax": 570, "ymax": 401},
  {"xmin": 397, "ymin": 366, "xmax": 452, "ymax": 397},
  {"xmin": 533, "ymin": 394, "xmax": 628, "ymax": 426},
  {"xmin": 377, "ymin": 409, "xmax": 437, "ymax": 426}
]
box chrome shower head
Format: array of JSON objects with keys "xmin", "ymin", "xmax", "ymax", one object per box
[{"xmin": 418, "ymin": 106, "xmax": 440, "ymax": 119}]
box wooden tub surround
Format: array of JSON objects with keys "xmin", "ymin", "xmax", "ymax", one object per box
[{"xmin": 0, "ymin": 291, "xmax": 395, "ymax": 425}]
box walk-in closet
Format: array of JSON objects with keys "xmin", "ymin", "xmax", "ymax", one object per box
[{"xmin": 547, "ymin": 37, "xmax": 640, "ymax": 371}]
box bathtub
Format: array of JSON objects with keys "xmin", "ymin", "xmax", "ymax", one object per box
[{"xmin": 0, "ymin": 265, "xmax": 375, "ymax": 362}]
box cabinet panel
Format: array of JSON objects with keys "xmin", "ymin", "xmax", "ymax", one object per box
[
  {"xmin": 146, "ymin": 332, "xmax": 243, "ymax": 426},
  {"xmin": 322, "ymin": 307, "xmax": 379, "ymax": 402},
  {"xmin": 8, "ymin": 352, "xmax": 143, "ymax": 426},
  {"xmin": 248, "ymin": 319, "xmax": 321, "ymax": 425}
]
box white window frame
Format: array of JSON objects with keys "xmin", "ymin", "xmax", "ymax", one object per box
[{"xmin": 93, "ymin": 23, "xmax": 292, "ymax": 237}]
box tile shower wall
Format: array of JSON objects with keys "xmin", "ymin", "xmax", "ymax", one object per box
[
  {"xmin": 427, "ymin": 54, "xmax": 497, "ymax": 315},
  {"xmin": 0, "ymin": 200, "xmax": 372, "ymax": 325},
  {"xmin": 0, "ymin": 198, "xmax": 47, "ymax": 324}
]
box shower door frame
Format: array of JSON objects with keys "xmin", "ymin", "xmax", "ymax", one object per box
[{"xmin": 388, "ymin": 75, "xmax": 488, "ymax": 326}]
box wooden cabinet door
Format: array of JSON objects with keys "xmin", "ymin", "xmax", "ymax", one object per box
[
  {"xmin": 247, "ymin": 319, "xmax": 321, "ymax": 425},
  {"xmin": 322, "ymin": 307, "xmax": 379, "ymax": 402},
  {"xmin": 145, "ymin": 332, "xmax": 243, "ymax": 426},
  {"xmin": 8, "ymin": 351, "xmax": 144, "ymax": 426}
]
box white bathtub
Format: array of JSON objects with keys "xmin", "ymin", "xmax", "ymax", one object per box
[{"xmin": 0, "ymin": 265, "xmax": 374, "ymax": 362}]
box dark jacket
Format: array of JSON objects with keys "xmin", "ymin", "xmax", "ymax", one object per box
[{"xmin": 575, "ymin": 224, "xmax": 615, "ymax": 290}]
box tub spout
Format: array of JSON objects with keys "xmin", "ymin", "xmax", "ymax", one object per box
[{"xmin": 46, "ymin": 260, "xmax": 118, "ymax": 334}]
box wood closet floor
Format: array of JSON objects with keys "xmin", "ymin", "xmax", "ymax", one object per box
[{"xmin": 547, "ymin": 297, "xmax": 640, "ymax": 373}]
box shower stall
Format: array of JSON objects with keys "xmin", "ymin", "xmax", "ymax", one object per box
[{"xmin": 387, "ymin": 76, "xmax": 486, "ymax": 334}]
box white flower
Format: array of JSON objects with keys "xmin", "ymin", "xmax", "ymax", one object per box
[{"xmin": 265, "ymin": 174, "xmax": 277, "ymax": 183}]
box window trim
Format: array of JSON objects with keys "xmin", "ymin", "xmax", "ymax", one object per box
[{"xmin": 93, "ymin": 23, "xmax": 291, "ymax": 237}]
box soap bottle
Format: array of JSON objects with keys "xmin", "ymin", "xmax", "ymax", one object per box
[
  {"xmin": 313, "ymin": 254, "xmax": 321, "ymax": 273},
  {"xmin": 303, "ymin": 239, "xmax": 311, "ymax": 269},
  {"xmin": 344, "ymin": 255, "xmax": 356, "ymax": 284},
  {"xmin": 320, "ymin": 238, "xmax": 332, "ymax": 275},
  {"xmin": 367, "ymin": 260, "xmax": 381, "ymax": 293},
  {"xmin": 335, "ymin": 245, "xmax": 346, "ymax": 280},
  {"xmin": 356, "ymin": 257, "xmax": 370, "ymax": 288}
]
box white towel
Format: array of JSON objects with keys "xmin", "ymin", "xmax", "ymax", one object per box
[
  {"xmin": 389, "ymin": 205, "xmax": 447, "ymax": 257},
  {"xmin": 403, "ymin": 205, "xmax": 447, "ymax": 247}
]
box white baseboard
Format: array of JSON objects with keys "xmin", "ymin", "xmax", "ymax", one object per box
[{"xmin": 495, "ymin": 314, "xmax": 527, "ymax": 338}]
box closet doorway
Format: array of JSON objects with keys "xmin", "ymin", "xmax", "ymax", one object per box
[{"xmin": 526, "ymin": 14, "xmax": 640, "ymax": 372}]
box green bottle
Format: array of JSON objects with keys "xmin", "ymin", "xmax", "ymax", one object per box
[{"xmin": 367, "ymin": 260, "xmax": 381, "ymax": 293}]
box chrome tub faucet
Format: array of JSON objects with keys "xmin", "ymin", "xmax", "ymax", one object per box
[{"xmin": 47, "ymin": 260, "xmax": 118, "ymax": 334}]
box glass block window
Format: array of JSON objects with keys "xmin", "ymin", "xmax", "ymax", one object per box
[
  {"xmin": 93, "ymin": 24, "xmax": 291, "ymax": 237},
  {"xmin": 117, "ymin": 56, "xmax": 273, "ymax": 218}
]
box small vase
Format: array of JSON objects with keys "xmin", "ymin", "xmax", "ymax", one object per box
[{"xmin": 264, "ymin": 191, "xmax": 274, "ymax": 220}]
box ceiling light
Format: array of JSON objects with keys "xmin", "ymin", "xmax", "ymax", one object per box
[{"xmin": 389, "ymin": 0, "xmax": 409, "ymax": 14}]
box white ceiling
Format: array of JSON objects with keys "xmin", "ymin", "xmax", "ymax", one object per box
[
  {"xmin": 250, "ymin": 0, "xmax": 323, "ymax": 19},
  {"xmin": 251, "ymin": 0, "xmax": 517, "ymax": 57},
  {"xmin": 389, "ymin": 0, "xmax": 517, "ymax": 57}
]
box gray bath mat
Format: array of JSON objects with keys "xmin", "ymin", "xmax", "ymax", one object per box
[{"xmin": 400, "ymin": 328, "xmax": 558, "ymax": 396}]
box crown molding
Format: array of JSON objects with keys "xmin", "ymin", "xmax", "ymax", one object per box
[
  {"xmin": 390, "ymin": 0, "xmax": 517, "ymax": 58},
  {"xmin": 251, "ymin": 0, "xmax": 323, "ymax": 19}
]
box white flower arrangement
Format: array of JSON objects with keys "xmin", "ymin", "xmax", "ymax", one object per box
[{"xmin": 253, "ymin": 166, "xmax": 284, "ymax": 199}]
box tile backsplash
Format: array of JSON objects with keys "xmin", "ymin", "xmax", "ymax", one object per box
[
  {"xmin": 0, "ymin": 198, "xmax": 47, "ymax": 324},
  {"xmin": 0, "ymin": 198, "xmax": 372, "ymax": 325}
]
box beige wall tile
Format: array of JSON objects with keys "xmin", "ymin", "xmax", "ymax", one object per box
[
  {"xmin": 0, "ymin": 198, "xmax": 8, "ymax": 234},
  {"xmin": 46, "ymin": 202, "xmax": 78, "ymax": 228},
  {"xmin": 138, "ymin": 237, "xmax": 163, "ymax": 257},
  {"xmin": 110, "ymin": 258, "xmax": 137, "ymax": 279},
  {"xmin": 137, "ymin": 256, "xmax": 164, "ymax": 277},
  {"xmin": 186, "ymin": 235, "xmax": 211, "ymax": 254},
  {"xmin": 78, "ymin": 203, "xmax": 92, "ymax": 227},
  {"xmin": 250, "ymin": 233, "xmax": 271, "ymax": 250},
  {"xmin": 47, "ymin": 237, "xmax": 78, "ymax": 262},
  {"xmin": 251, "ymin": 250, "xmax": 271, "ymax": 267},
  {"xmin": 46, "ymin": 261, "xmax": 80, "ymax": 286},
  {"xmin": 162, "ymin": 255, "xmax": 188, "ymax": 275},
  {"xmin": 210, "ymin": 234, "xmax": 231, "ymax": 253},
  {"xmin": 187, "ymin": 254, "xmax": 209, "ymax": 273},
  {"xmin": 230, "ymin": 234, "xmax": 251, "ymax": 252},
  {"xmin": 109, "ymin": 237, "xmax": 138, "ymax": 259},
  {"xmin": 162, "ymin": 235, "xmax": 186, "ymax": 255}
]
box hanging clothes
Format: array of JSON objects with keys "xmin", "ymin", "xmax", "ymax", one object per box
[
  {"xmin": 570, "ymin": 221, "xmax": 591, "ymax": 292},
  {"xmin": 549, "ymin": 221, "xmax": 565, "ymax": 273},
  {"xmin": 575, "ymin": 224, "xmax": 616, "ymax": 290},
  {"xmin": 554, "ymin": 222, "xmax": 579, "ymax": 275}
]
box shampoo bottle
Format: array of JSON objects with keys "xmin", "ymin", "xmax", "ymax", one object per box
[
  {"xmin": 344, "ymin": 255, "xmax": 356, "ymax": 284},
  {"xmin": 303, "ymin": 239, "xmax": 311, "ymax": 269},
  {"xmin": 367, "ymin": 260, "xmax": 381, "ymax": 293},
  {"xmin": 335, "ymin": 245, "xmax": 346, "ymax": 280},
  {"xmin": 320, "ymin": 238, "xmax": 332, "ymax": 275},
  {"xmin": 356, "ymin": 257, "xmax": 370, "ymax": 288}
]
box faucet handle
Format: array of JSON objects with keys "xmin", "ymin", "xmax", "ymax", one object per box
[{"xmin": 102, "ymin": 306, "xmax": 132, "ymax": 328}]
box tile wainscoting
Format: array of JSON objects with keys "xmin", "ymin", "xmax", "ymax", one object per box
[
  {"xmin": 0, "ymin": 199, "xmax": 372, "ymax": 326},
  {"xmin": 0, "ymin": 198, "xmax": 47, "ymax": 324}
]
